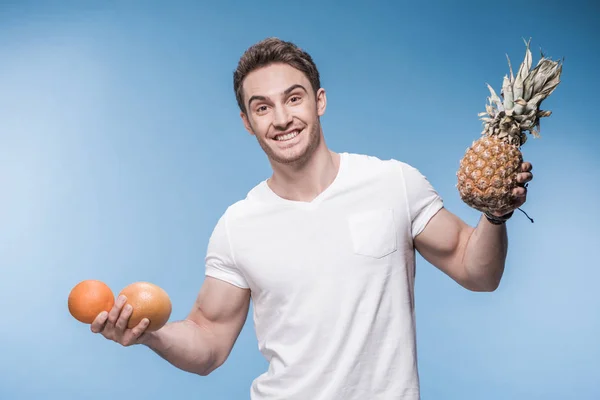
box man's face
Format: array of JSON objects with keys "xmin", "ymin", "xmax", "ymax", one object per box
[{"xmin": 240, "ymin": 63, "xmax": 326, "ymax": 166}]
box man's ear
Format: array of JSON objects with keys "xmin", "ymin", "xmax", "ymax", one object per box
[
  {"xmin": 240, "ymin": 111, "xmax": 255, "ymax": 136},
  {"xmin": 316, "ymin": 88, "xmax": 327, "ymax": 117}
]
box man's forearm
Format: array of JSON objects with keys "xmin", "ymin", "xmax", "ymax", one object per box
[
  {"xmin": 139, "ymin": 319, "xmax": 218, "ymax": 376},
  {"xmin": 462, "ymin": 215, "xmax": 509, "ymax": 291}
]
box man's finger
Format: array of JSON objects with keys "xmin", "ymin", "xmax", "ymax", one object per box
[
  {"xmin": 517, "ymin": 172, "xmax": 533, "ymax": 184},
  {"xmin": 521, "ymin": 162, "xmax": 533, "ymax": 172},
  {"xmin": 115, "ymin": 304, "xmax": 133, "ymax": 332},
  {"xmin": 512, "ymin": 186, "xmax": 527, "ymax": 198},
  {"xmin": 123, "ymin": 318, "xmax": 151, "ymax": 346},
  {"xmin": 107, "ymin": 295, "xmax": 127, "ymax": 326},
  {"xmin": 133, "ymin": 318, "xmax": 150, "ymax": 336},
  {"xmin": 90, "ymin": 311, "xmax": 109, "ymax": 334}
]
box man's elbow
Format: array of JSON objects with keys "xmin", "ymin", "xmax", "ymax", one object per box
[
  {"xmin": 458, "ymin": 266, "xmax": 502, "ymax": 292},
  {"xmin": 196, "ymin": 362, "xmax": 219, "ymax": 377},
  {"xmin": 197, "ymin": 367, "xmax": 215, "ymax": 377},
  {"xmin": 466, "ymin": 273, "xmax": 503, "ymax": 292},
  {"xmin": 195, "ymin": 352, "xmax": 229, "ymax": 376},
  {"xmin": 469, "ymin": 280, "xmax": 500, "ymax": 292}
]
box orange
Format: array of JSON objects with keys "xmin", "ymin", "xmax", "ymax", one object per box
[
  {"xmin": 119, "ymin": 282, "xmax": 172, "ymax": 332},
  {"xmin": 68, "ymin": 280, "xmax": 115, "ymax": 324}
]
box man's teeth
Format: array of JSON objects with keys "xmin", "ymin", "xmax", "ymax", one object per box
[{"xmin": 275, "ymin": 130, "xmax": 300, "ymax": 141}]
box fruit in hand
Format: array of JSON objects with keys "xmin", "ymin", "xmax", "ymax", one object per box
[
  {"xmin": 119, "ymin": 282, "xmax": 172, "ymax": 332},
  {"xmin": 68, "ymin": 280, "xmax": 115, "ymax": 324},
  {"xmin": 457, "ymin": 39, "xmax": 563, "ymax": 215}
]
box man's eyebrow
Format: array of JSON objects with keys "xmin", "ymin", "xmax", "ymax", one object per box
[
  {"xmin": 247, "ymin": 94, "xmax": 266, "ymax": 107},
  {"xmin": 284, "ymin": 84, "xmax": 308, "ymax": 95},
  {"xmin": 247, "ymin": 84, "xmax": 309, "ymax": 108}
]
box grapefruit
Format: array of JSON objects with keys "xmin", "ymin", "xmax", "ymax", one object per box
[
  {"xmin": 119, "ymin": 282, "xmax": 172, "ymax": 332},
  {"xmin": 68, "ymin": 280, "xmax": 115, "ymax": 324}
]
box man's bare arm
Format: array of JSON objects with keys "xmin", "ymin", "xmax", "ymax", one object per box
[
  {"xmin": 414, "ymin": 208, "xmax": 508, "ymax": 291},
  {"xmin": 414, "ymin": 161, "xmax": 533, "ymax": 292},
  {"xmin": 139, "ymin": 277, "xmax": 251, "ymax": 375}
]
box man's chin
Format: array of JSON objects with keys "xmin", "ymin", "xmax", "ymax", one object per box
[
  {"xmin": 268, "ymin": 147, "xmax": 311, "ymax": 165},
  {"xmin": 270, "ymin": 153, "xmax": 305, "ymax": 165}
]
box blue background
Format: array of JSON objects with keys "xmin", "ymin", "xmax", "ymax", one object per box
[{"xmin": 1, "ymin": 1, "xmax": 599, "ymax": 399}]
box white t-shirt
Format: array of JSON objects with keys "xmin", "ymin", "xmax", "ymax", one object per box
[{"xmin": 205, "ymin": 152, "xmax": 443, "ymax": 400}]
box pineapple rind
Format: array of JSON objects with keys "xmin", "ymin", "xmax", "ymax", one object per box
[{"xmin": 457, "ymin": 136, "xmax": 523, "ymax": 215}]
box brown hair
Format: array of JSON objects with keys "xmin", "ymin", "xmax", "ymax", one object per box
[{"xmin": 233, "ymin": 37, "xmax": 321, "ymax": 114}]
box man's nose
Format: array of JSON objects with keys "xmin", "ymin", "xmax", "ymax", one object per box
[{"xmin": 273, "ymin": 107, "xmax": 292, "ymax": 129}]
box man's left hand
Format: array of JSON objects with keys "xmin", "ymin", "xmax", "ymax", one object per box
[
  {"xmin": 513, "ymin": 161, "xmax": 533, "ymax": 201},
  {"xmin": 502, "ymin": 161, "xmax": 534, "ymax": 216},
  {"xmin": 490, "ymin": 161, "xmax": 533, "ymax": 218}
]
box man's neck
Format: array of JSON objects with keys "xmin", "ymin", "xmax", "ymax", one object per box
[{"xmin": 267, "ymin": 145, "xmax": 341, "ymax": 203}]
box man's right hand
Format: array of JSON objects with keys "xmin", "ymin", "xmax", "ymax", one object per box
[
  {"xmin": 91, "ymin": 294, "xmax": 151, "ymax": 346},
  {"xmin": 87, "ymin": 277, "xmax": 250, "ymax": 376}
]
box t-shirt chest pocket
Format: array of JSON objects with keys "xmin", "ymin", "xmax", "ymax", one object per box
[{"xmin": 346, "ymin": 208, "xmax": 398, "ymax": 259}]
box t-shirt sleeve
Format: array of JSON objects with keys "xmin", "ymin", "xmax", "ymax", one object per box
[
  {"xmin": 399, "ymin": 162, "xmax": 444, "ymax": 238},
  {"xmin": 204, "ymin": 211, "xmax": 250, "ymax": 289}
]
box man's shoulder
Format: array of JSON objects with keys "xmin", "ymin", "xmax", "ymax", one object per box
[
  {"xmin": 343, "ymin": 152, "xmax": 417, "ymax": 177},
  {"xmin": 216, "ymin": 180, "xmax": 269, "ymax": 221}
]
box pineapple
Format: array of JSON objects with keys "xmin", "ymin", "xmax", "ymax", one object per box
[{"xmin": 457, "ymin": 39, "xmax": 563, "ymax": 216}]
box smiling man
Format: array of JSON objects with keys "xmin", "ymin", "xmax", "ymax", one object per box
[{"xmin": 91, "ymin": 37, "xmax": 534, "ymax": 399}]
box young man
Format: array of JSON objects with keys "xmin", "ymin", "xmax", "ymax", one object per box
[{"xmin": 91, "ymin": 38, "xmax": 533, "ymax": 399}]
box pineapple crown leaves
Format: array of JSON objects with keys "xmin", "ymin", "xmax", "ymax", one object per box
[{"xmin": 479, "ymin": 38, "xmax": 563, "ymax": 147}]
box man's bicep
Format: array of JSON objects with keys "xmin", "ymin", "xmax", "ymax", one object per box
[
  {"xmin": 191, "ymin": 276, "xmax": 250, "ymax": 325},
  {"xmin": 192, "ymin": 210, "xmax": 252, "ymax": 363},
  {"xmin": 187, "ymin": 277, "xmax": 251, "ymax": 362},
  {"xmin": 414, "ymin": 207, "xmax": 473, "ymax": 286}
]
